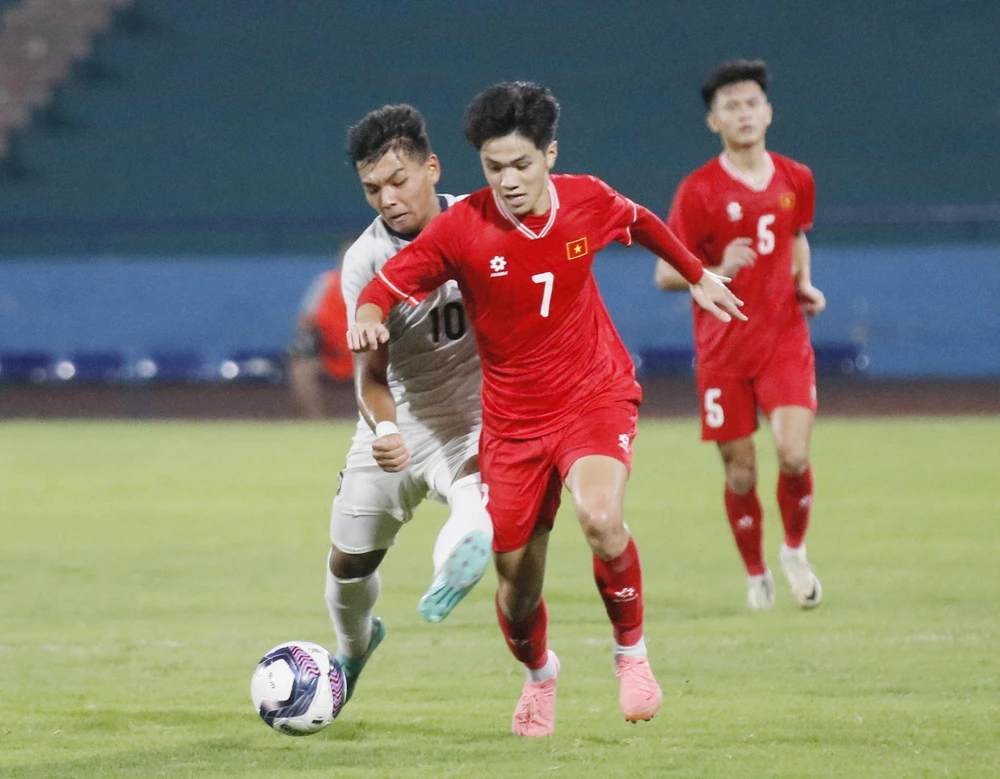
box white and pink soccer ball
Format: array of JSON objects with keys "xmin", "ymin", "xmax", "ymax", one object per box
[{"xmin": 250, "ymin": 640, "xmax": 346, "ymax": 736}]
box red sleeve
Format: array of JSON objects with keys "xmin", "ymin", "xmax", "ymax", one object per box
[
  {"xmin": 631, "ymin": 204, "xmax": 704, "ymax": 284},
  {"xmin": 666, "ymin": 178, "xmax": 707, "ymax": 255},
  {"xmin": 589, "ymin": 176, "xmax": 704, "ymax": 285},
  {"xmin": 796, "ymin": 164, "xmax": 816, "ymax": 232},
  {"xmin": 356, "ymin": 211, "xmax": 459, "ymax": 320},
  {"xmin": 586, "ymin": 176, "xmax": 640, "ymax": 247}
]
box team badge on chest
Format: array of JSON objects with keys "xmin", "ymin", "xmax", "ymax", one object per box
[{"xmin": 566, "ymin": 237, "xmax": 588, "ymax": 260}]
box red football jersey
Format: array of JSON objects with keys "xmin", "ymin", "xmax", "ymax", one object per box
[
  {"xmin": 668, "ymin": 152, "xmax": 815, "ymax": 376},
  {"xmin": 359, "ymin": 173, "xmax": 703, "ymax": 438}
]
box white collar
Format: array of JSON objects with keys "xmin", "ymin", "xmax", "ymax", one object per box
[
  {"xmin": 719, "ymin": 151, "xmax": 774, "ymax": 192},
  {"xmin": 492, "ymin": 179, "xmax": 560, "ymax": 239}
]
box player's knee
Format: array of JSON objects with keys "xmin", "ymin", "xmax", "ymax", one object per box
[
  {"xmin": 577, "ymin": 496, "xmax": 626, "ymax": 555},
  {"xmin": 775, "ymin": 444, "xmax": 809, "ymax": 475},
  {"xmin": 725, "ymin": 464, "xmax": 757, "ymax": 494},
  {"xmin": 329, "ymin": 546, "xmax": 384, "ymax": 579}
]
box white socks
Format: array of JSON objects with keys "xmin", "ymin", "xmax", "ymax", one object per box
[
  {"xmin": 431, "ymin": 473, "xmax": 494, "ymax": 573},
  {"xmin": 614, "ymin": 636, "xmax": 648, "ymax": 658},
  {"xmin": 527, "ymin": 650, "xmax": 560, "ymax": 683},
  {"xmin": 324, "ymin": 560, "xmax": 381, "ymax": 659}
]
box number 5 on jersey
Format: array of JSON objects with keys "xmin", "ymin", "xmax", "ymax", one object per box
[{"xmin": 704, "ymin": 388, "xmax": 725, "ymax": 428}]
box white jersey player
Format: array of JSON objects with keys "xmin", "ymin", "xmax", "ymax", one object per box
[{"xmin": 324, "ymin": 104, "xmax": 493, "ymax": 705}]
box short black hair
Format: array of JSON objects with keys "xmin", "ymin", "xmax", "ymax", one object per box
[
  {"xmin": 346, "ymin": 104, "xmax": 432, "ymax": 167},
  {"xmin": 701, "ymin": 59, "xmax": 769, "ymax": 108},
  {"xmin": 463, "ymin": 81, "xmax": 560, "ymax": 151}
]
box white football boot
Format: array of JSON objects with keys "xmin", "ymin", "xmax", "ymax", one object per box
[
  {"xmin": 779, "ymin": 543, "xmax": 822, "ymax": 608},
  {"xmin": 746, "ymin": 569, "xmax": 776, "ymax": 611}
]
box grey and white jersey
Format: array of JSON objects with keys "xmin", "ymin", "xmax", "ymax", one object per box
[{"xmin": 341, "ymin": 195, "xmax": 481, "ymax": 442}]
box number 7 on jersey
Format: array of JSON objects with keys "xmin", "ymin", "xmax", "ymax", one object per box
[{"xmin": 532, "ymin": 272, "xmax": 554, "ymax": 317}]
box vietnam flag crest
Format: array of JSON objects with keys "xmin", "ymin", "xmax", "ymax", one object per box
[{"xmin": 566, "ymin": 236, "xmax": 589, "ymax": 260}]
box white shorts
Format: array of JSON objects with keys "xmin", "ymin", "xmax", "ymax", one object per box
[{"xmin": 329, "ymin": 418, "xmax": 481, "ymax": 554}]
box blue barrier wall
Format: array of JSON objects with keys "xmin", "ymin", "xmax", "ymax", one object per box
[{"xmin": 1, "ymin": 245, "xmax": 998, "ymax": 377}]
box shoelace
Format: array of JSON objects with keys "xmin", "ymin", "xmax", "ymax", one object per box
[
  {"xmin": 515, "ymin": 681, "xmax": 555, "ymax": 723},
  {"xmin": 617, "ymin": 660, "xmax": 659, "ymax": 698}
]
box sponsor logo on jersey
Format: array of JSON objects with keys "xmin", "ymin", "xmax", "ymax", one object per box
[
  {"xmin": 566, "ymin": 237, "xmax": 588, "ymax": 260},
  {"xmin": 490, "ymin": 256, "xmax": 508, "ymax": 277},
  {"xmin": 726, "ymin": 202, "xmax": 743, "ymax": 221},
  {"xmin": 780, "ymin": 192, "xmax": 796, "ymax": 210}
]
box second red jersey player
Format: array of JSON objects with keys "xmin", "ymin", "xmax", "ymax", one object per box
[
  {"xmin": 656, "ymin": 59, "xmax": 825, "ymax": 615},
  {"xmin": 348, "ymin": 81, "xmax": 744, "ymax": 737},
  {"xmin": 669, "ymin": 151, "xmax": 815, "ymax": 385}
]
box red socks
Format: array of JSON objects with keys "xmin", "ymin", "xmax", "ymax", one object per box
[
  {"xmin": 724, "ymin": 486, "xmax": 766, "ymax": 576},
  {"xmin": 777, "ymin": 467, "xmax": 813, "ymax": 548},
  {"xmin": 495, "ymin": 594, "xmax": 549, "ymax": 670},
  {"xmin": 593, "ymin": 537, "xmax": 644, "ymax": 647}
]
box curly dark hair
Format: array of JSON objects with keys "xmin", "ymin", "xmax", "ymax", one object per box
[
  {"xmin": 346, "ymin": 104, "xmax": 432, "ymax": 166},
  {"xmin": 463, "ymin": 81, "xmax": 560, "ymax": 151},
  {"xmin": 701, "ymin": 59, "xmax": 769, "ymax": 107}
]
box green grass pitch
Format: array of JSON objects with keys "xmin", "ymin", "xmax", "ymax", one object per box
[{"xmin": 1, "ymin": 418, "xmax": 998, "ymax": 778}]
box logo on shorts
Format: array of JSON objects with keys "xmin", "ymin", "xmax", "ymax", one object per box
[
  {"xmin": 490, "ymin": 256, "xmax": 508, "ymax": 277},
  {"xmin": 613, "ymin": 587, "xmax": 638, "ymax": 602},
  {"xmin": 618, "ymin": 434, "xmax": 631, "ymax": 453},
  {"xmin": 726, "ymin": 201, "xmax": 743, "ymax": 221}
]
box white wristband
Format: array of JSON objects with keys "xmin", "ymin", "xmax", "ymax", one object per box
[{"xmin": 375, "ymin": 421, "xmax": 399, "ymax": 438}]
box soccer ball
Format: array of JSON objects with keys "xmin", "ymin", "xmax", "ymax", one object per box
[{"xmin": 250, "ymin": 641, "xmax": 347, "ymax": 736}]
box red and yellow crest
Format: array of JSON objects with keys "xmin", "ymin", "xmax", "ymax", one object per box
[
  {"xmin": 780, "ymin": 192, "xmax": 796, "ymax": 210},
  {"xmin": 566, "ymin": 237, "xmax": 589, "ymax": 260}
]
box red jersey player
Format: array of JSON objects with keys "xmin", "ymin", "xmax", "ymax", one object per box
[
  {"xmin": 656, "ymin": 60, "xmax": 826, "ymax": 612},
  {"xmin": 347, "ymin": 82, "xmax": 744, "ymax": 737}
]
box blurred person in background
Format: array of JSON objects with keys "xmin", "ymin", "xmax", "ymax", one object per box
[
  {"xmin": 286, "ymin": 240, "xmax": 355, "ymax": 418},
  {"xmin": 655, "ymin": 59, "xmax": 825, "ymax": 612}
]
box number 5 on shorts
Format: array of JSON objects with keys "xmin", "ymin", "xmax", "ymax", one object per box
[{"xmin": 704, "ymin": 388, "xmax": 724, "ymax": 428}]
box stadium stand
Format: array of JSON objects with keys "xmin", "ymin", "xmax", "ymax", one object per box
[{"xmin": 0, "ymin": 1, "xmax": 997, "ymax": 253}]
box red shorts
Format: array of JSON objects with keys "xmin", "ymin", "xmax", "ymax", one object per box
[
  {"xmin": 696, "ymin": 340, "xmax": 817, "ymax": 442},
  {"xmin": 480, "ymin": 399, "xmax": 638, "ymax": 554}
]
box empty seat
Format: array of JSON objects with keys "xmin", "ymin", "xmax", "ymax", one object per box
[
  {"xmin": 52, "ymin": 350, "xmax": 127, "ymax": 382},
  {"xmin": 219, "ymin": 350, "xmax": 285, "ymax": 383},
  {"xmin": 0, "ymin": 351, "xmax": 54, "ymax": 382},
  {"xmin": 134, "ymin": 351, "xmax": 208, "ymax": 383}
]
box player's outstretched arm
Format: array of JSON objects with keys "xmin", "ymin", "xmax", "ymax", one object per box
[
  {"xmin": 353, "ymin": 344, "xmax": 410, "ymax": 472},
  {"xmin": 346, "ymin": 303, "xmax": 390, "ymax": 352},
  {"xmin": 631, "ymin": 204, "xmax": 746, "ymax": 322},
  {"xmin": 690, "ymin": 270, "xmax": 747, "ymax": 323}
]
